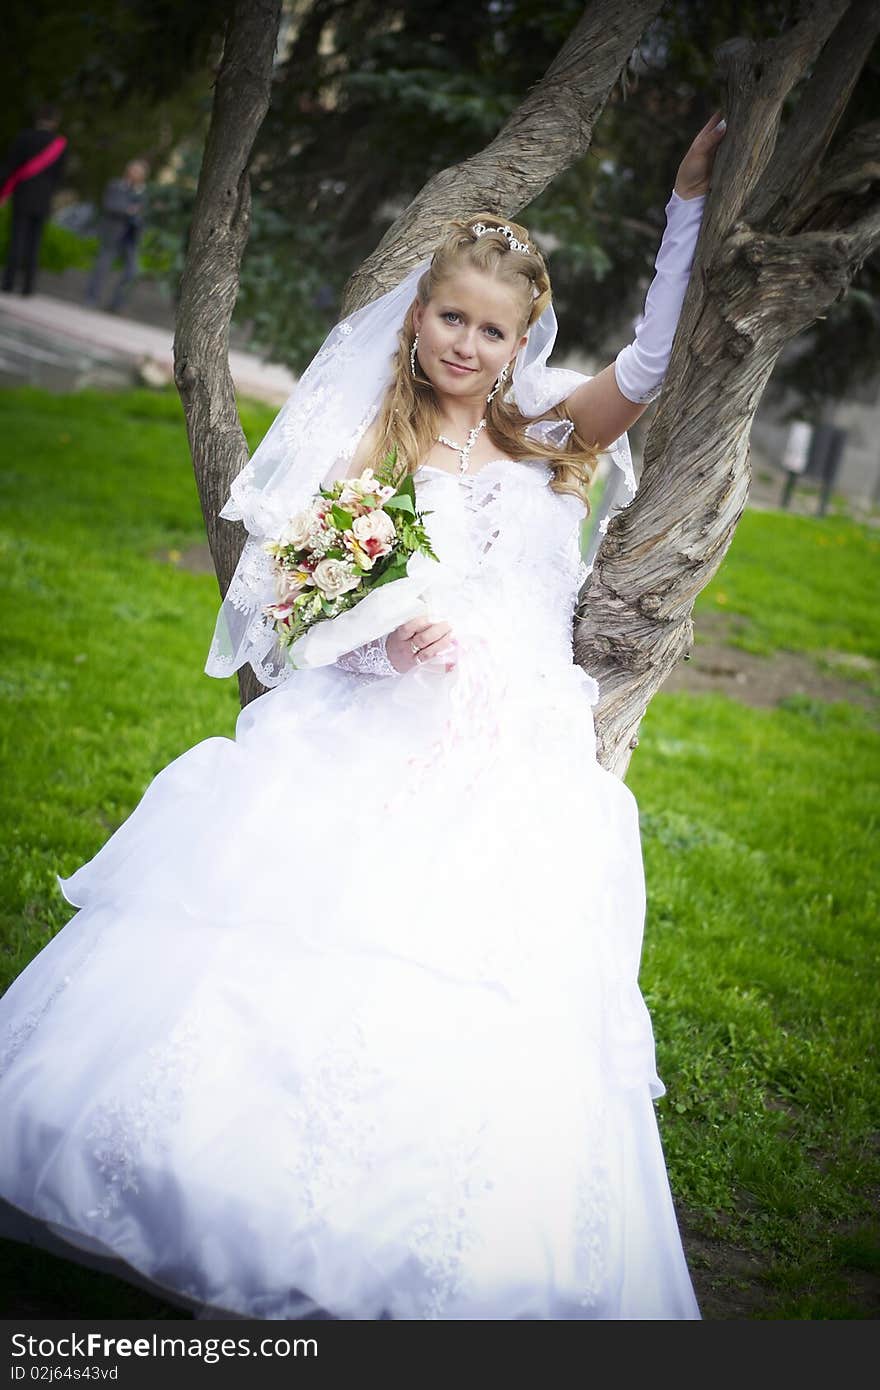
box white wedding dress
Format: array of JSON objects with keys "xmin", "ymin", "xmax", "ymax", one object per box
[{"xmin": 0, "ymin": 455, "xmax": 699, "ymax": 1320}]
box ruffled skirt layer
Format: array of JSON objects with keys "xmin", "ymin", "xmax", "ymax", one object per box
[{"xmin": 0, "ymin": 656, "xmax": 698, "ymax": 1319}]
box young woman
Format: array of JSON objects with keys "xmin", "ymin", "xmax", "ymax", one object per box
[{"xmin": 0, "ymin": 115, "xmax": 725, "ymax": 1320}]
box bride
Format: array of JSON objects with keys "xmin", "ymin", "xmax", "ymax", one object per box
[{"xmin": 0, "ymin": 115, "xmax": 724, "ymax": 1320}]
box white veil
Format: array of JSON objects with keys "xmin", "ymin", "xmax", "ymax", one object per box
[{"xmin": 205, "ymin": 257, "xmax": 636, "ymax": 687}]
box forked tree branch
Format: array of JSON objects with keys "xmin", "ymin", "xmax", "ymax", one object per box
[
  {"xmin": 695, "ymin": 0, "xmax": 850, "ymax": 262},
  {"xmin": 783, "ymin": 119, "xmax": 880, "ymax": 232},
  {"xmin": 746, "ymin": 0, "xmax": 880, "ymax": 230},
  {"xmin": 573, "ymin": 0, "xmax": 880, "ymax": 775}
]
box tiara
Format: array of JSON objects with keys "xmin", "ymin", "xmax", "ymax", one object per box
[{"xmin": 471, "ymin": 222, "xmax": 531, "ymax": 255}]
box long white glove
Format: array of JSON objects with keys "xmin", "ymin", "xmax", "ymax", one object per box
[{"xmin": 614, "ymin": 190, "xmax": 706, "ymax": 404}]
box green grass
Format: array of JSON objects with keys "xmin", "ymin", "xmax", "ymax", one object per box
[
  {"xmin": 0, "ymin": 385, "xmax": 877, "ymax": 1319},
  {"xmin": 0, "ymin": 388, "xmax": 274, "ymax": 989},
  {"xmin": 695, "ymin": 507, "xmax": 880, "ymax": 693},
  {"xmin": 630, "ymin": 505, "xmax": 880, "ymax": 1317},
  {"xmin": 631, "ymin": 695, "xmax": 878, "ymax": 1315}
]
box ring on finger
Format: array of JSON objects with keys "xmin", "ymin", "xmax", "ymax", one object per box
[{"xmin": 410, "ymin": 640, "xmax": 421, "ymax": 656}]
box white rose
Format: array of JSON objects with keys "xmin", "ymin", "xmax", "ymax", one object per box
[
  {"xmin": 351, "ymin": 508, "xmax": 397, "ymax": 557},
  {"xmin": 312, "ymin": 558, "xmax": 361, "ymax": 598},
  {"xmin": 279, "ymin": 504, "xmax": 320, "ymax": 549}
]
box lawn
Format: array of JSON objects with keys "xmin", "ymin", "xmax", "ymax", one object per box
[{"xmin": 0, "ymin": 386, "xmax": 877, "ymax": 1319}]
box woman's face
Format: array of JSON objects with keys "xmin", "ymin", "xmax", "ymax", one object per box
[{"xmin": 412, "ymin": 268, "xmax": 528, "ymax": 403}]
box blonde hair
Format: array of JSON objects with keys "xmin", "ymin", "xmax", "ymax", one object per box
[{"xmin": 365, "ymin": 212, "xmax": 598, "ymax": 509}]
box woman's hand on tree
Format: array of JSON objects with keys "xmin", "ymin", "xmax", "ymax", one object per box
[
  {"xmin": 387, "ymin": 617, "xmax": 458, "ymax": 673},
  {"xmin": 674, "ymin": 111, "xmax": 727, "ymax": 200}
]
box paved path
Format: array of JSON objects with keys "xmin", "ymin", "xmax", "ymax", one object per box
[
  {"xmin": 0, "ymin": 291, "xmax": 297, "ymax": 405},
  {"xmin": 2, "ymin": 289, "xmax": 871, "ymax": 526}
]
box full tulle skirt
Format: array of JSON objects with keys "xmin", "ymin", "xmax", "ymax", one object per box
[{"xmin": 0, "ymin": 655, "xmax": 699, "ymax": 1319}]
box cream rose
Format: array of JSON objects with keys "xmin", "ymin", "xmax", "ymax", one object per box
[
  {"xmin": 351, "ymin": 508, "xmax": 396, "ymax": 557},
  {"xmin": 279, "ymin": 504, "xmax": 320, "ymax": 549},
  {"xmin": 312, "ymin": 558, "xmax": 361, "ymax": 598}
]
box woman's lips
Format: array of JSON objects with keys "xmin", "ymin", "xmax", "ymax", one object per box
[{"xmin": 441, "ymin": 361, "xmax": 477, "ymax": 375}]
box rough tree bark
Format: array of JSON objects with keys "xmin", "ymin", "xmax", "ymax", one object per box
[
  {"xmin": 173, "ymin": 0, "xmax": 283, "ymax": 710},
  {"xmin": 176, "ymin": 0, "xmax": 880, "ymax": 776},
  {"xmin": 574, "ymin": 0, "xmax": 880, "ymax": 775}
]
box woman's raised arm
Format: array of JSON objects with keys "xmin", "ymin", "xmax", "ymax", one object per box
[{"xmin": 564, "ymin": 112, "xmax": 727, "ymax": 451}]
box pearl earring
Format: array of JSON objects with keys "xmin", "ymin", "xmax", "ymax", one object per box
[
  {"xmin": 410, "ymin": 333, "xmax": 420, "ymax": 378},
  {"xmin": 486, "ymin": 362, "xmax": 509, "ymax": 405}
]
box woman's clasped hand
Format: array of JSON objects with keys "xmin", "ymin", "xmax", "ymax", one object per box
[{"xmin": 387, "ymin": 616, "xmax": 458, "ymax": 672}]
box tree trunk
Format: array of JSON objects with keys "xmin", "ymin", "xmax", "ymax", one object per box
[
  {"xmin": 173, "ymin": 0, "xmax": 282, "ymax": 709},
  {"xmin": 573, "ymin": 0, "xmax": 880, "ymax": 776}
]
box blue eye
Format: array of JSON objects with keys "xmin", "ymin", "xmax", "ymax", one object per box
[{"xmin": 440, "ymin": 311, "xmax": 503, "ymax": 339}]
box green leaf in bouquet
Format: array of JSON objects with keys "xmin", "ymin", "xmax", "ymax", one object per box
[
  {"xmin": 416, "ymin": 534, "xmax": 440, "ymax": 562},
  {"xmin": 385, "ymin": 493, "xmax": 415, "ymax": 515},
  {"xmin": 412, "ymin": 520, "xmax": 439, "ymax": 558},
  {"xmin": 376, "ymin": 444, "xmax": 406, "ymax": 490},
  {"xmin": 370, "ymin": 556, "xmax": 409, "ymax": 588},
  {"xmin": 325, "ymin": 547, "xmax": 345, "ymax": 560},
  {"xmin": 394, "ymin": 515, "xmax": 439, "ymax": 562},
  {"xmin": 331, "ymin": 503, "xmax": 354, "ymax": 531},
  {"xmin": 389, "ymin": 472, "xmax": 416, "ymax": 506}
]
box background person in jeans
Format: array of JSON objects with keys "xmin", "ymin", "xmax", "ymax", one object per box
[
  {"xmin": 0, "ymin": 104, "xmax": 68, "ymax": 297},
  {"xmin": 85, "ymin": 159, "xmax": 150, "ymax": 312}
]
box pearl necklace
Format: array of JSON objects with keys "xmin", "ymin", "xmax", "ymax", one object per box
[{"xmin": 436, "ymin": 418, "xmax": 486, "ymax": 475}]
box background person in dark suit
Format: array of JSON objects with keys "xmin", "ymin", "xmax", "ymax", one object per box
[
  {"xmin": 0, "ymin": 104, "xmax": 68, "ymax": 296},
  {"xmin": 85, "ymin": 160, "xmax": 150, "ymax": 313}
]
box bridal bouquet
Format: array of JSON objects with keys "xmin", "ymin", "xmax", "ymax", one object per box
[{"xmin": 261, "ymin": 450, "xmax": 439, "ymax": 668}]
